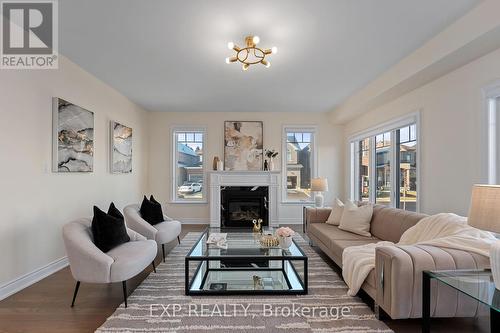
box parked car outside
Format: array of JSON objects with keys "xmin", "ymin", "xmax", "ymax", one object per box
[{"xmin": 179, "ymin": 182, "xmax": 202, "ymax": 193}]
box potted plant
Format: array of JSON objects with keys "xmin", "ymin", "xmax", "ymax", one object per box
[
  {"xmin": 275, "ymin": 227, "xmax": 295, "ymax": 249},
  {"xmin": 264, "ymin": 149, "xmax": 279, "ymax": 171}
]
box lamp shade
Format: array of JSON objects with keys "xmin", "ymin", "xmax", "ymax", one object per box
[
  {"xmin": 468, "ymin": 184, "xmax": 500, "ymax": 233},
  {"xmin": 311, "ymin": 178, "xmax": 329, "ymax": 192}
]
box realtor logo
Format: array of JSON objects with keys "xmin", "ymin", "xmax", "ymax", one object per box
[{"xmin": 1, "ymin": 0, "xmax": 58, "ymax": 69}]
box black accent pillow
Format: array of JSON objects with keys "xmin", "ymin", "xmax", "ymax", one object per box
[
  {"xmin": 108, "ymin": 202, "xmax": 124, "ymax": 220},
  {"xmin": 149, "ymin": 195, "xmax": 164, "ymax": 223},
  {"xmin": 91, "ymin": 205, "xmax": 130, "ymax": 253},
  {"xmin": 140, "ymin": 196, "xmax": 153, "ymax": 222},
  {"xmin": 139, "ymin": 195, "xmax": 164, "ymax": 225}
]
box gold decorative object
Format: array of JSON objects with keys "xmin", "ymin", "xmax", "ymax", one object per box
[
  {"xmin": 226, "ymin": 35, "xmax": 277, "ymax": 70},
  {"xmin": 253, "ymin": 275, "xmax": 263, "ymax": 290},
  {"xmin": 252, "ymin": 219, "xmax": 263, "ymax": 233},
  {"xmin": 259, "ymin": 234, "xmax": 279, "ymax": 247}
]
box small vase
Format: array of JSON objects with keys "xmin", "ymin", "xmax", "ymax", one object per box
[
  {"xmin": 269, "ymin": 158, "xmax": 275, "ymax": 171},
  {"xmin": 279, "ymin": 236, "xmax": 293, "ymax": 249}
]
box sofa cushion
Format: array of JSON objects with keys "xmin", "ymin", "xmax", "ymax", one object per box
[
  {"xmin": 309, "ymin": 223, "xmax": 377, "ymax": 247},
  {"xmin": 339, "ymin": 201, "xmax": 373, "ymax": 237},
  {"xmin": 326, "ymin": 198, "xmax": 344, "ymax": 226},
  {"xmin": 370, "ymin": 205, "xmax": 427, "ymax": 242}
]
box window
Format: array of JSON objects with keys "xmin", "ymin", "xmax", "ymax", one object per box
[
  {"xmin": 172, "ymin": 128, "xmax": 205, "ymax": 202},
  {"xmin": 397, "ymin": 125, "xmax": 418, "ymax": 211},
  {"xmin": 356, "ymin": 138, "xmax": 370, "ymax": 202},
  {"xmin": 350, "ymin": 115, "xmax": 418, "ymax": 211},
  {"xmin": 487, "ymin": 95, "xmax": 500, "ymax": 184},
  {"xmin": 375, "ymin": 131, "xmax": 391, "ymax": 206},
  {"xmin": 483, "ymin": 82, "xmax": 500, "ymax": 185},
  {"xmin": 283, "ymin": 126, "xmax": 317, "ymax": 202}
]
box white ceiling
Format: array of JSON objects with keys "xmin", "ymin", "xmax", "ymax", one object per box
[{"xmin": 59, "ymin": 0, "xmax": 481, "ymax": 113}]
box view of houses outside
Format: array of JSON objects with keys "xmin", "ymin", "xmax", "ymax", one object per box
[
  {"xmin": 356, "ymin": 124, "xmax": 417, "ymax": 211},
  {"xmin": 358, "ymin": 138, "xmax": 370, "ymax": 202},
  {"xmin": 375, "ymin": 131, "xmax": 392, "ymax": 206},
  {"xmin": 398, "ymin": 125, "xmax": 417, "ymax": 212},
  {"xmin": 286, "ymin": 132, "xmax": 313, "ymax": 201},
  {"xmin": 176, "ymin": 132, "xmax": 203, "ymax": 200}
]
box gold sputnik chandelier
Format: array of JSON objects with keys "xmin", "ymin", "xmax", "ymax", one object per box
[{"xmin": 225, "ymin": 35, "xmax": 277, "ymax": 71}]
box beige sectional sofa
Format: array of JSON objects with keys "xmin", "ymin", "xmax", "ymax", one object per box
[{"xmin": 305, "ymin": 204, "xmax": 490, "ymax": 319}]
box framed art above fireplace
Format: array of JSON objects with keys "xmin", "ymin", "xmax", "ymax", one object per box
[{"xmin": 224, "ymin": 121, "xmax": 263, "ymax": 171}]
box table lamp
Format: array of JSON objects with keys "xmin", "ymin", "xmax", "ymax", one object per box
[
  {"xmin": 311, "ymin": 178, "xmax": 329, "ymax": 208},
  {"xmin": 467, "ymin": 184, "xmax": 500, "ymax": 289}
]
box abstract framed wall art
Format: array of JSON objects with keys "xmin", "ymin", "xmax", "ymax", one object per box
[
  {"xmin": 110, "ymin": 121, "xmax": 132, "ymax": 173},
  {"xmin": 52, "ymin": 98, "xmax": 94, "ymax": 172},
  {"xmin": 224, "ymin": 121, "xmax": 263, "ymax": 171}
]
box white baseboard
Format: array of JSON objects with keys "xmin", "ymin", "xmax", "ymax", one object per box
[{"xmin": 0, "ymin": 256, "xmax": 68, "ymax": 301}]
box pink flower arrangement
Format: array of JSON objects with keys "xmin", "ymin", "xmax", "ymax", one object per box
[{"xmin": 276, "ymin": 227, "xmax": 295, "ymax": 238}]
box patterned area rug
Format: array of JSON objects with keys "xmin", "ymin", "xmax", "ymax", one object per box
[{"xmin": 96, "ymin": 233, "xmax": 392, "ymax": 333}]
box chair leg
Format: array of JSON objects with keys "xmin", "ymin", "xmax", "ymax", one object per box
[
  {"xmin": 162, "ymin": 244, "xmax": 165, "ymax": 263},
  {"xmin": 152, "ymin": 260, "xmax": 156, "ymax": 273},
  {"xmin": 122, "ymin": 281, "xmax": 128, "ymax": 308},
  {"xmin": 70, "ymin": 281, "xmax": 80, "ymax": 307},
  {"xmin": 177, "ymin": 236, "xmax": 181, "ymax": 244}
]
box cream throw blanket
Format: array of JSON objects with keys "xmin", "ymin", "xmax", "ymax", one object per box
[{"xmin": 342, "ymin": 213, "xmax": 497, "ymax": 296}]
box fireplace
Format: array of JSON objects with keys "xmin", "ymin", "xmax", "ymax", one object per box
[
  {"xmin": 209, "ymin": 171, "xmax": 280, "ymax": 227},
  {"xmin": 221, "ymin": 186, "xmax": 269, "ymax": 228}
]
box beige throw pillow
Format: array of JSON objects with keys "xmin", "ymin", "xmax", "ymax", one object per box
[
  {"xmin": 338, "ymin": 200, "xmax": 373, "ymax": 237},
  {"xmin": 326, "ymin": 198, "xmax": 344, "ymax": 226}
]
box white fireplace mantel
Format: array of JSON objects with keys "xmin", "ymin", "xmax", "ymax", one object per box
[{"xmin": 209, "ymin": 171, "xmax": 281, "ymax": 227}]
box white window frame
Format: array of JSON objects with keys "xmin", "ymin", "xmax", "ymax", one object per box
[
  {"xmin": 170, "ymin": 126, "xmax": 207, "ymax": 204},
  {"xmin": 348, "ymin": 111, "xmax": 421, "ymax": 212},
  {"xmin": 482, "ymin": 81, "xmax": 500, "ymax": 184},
  {"xmin": 281, "ymin": 125, "xmax": 318, "ymax": 204}
]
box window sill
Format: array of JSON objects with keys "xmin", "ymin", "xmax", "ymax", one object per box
[
  {"xmin": 281, "ymin": 201, "xmax": 314, "ymax": 205},
  {"xmin": 169, "ymin": 200, "xmax": 208, "ymax": 205}
]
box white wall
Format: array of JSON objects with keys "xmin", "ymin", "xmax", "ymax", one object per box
[
  {"xmin": 147, "ymin": 112, "xmax": 343, "ymax": 224},
  {"xmin": 0, "ymin": 56, "xmax": 149, "ymax": 289},
  {"xmin": 343, "ymin": 47, "xmax": 500, "ymax": 216}
]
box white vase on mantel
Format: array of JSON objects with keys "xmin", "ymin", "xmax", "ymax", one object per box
[{"xmin": 268, "ymin": 158, "xmax": 275, "ymax": 171}]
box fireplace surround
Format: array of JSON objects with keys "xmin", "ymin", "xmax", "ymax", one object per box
[{"xmin": 209, "ymin": 171, "xmax": 280, "ymax": 227}]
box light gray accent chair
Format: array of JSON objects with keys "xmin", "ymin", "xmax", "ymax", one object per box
[
  {"xmin": 124, "ymin": 204, "xmax": 182, "ymax": 262},
  {"xmin": 62, "ymin": 218, "xmax": 157, "ymax": 308}
]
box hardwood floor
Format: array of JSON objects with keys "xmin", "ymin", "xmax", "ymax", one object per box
[{"xmin": 0, "ymin": 224, "xmax": 491, "ymax": 333}]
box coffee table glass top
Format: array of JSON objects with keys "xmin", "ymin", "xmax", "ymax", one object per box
[
  {"xmin": 185, "ymin": 228, "xmax": 308, "ymax": 295},
  {"xmin": 186, "ymin": 227, "xmax": 306, "ymax": 259},
  {"xmin": 426, "ymin": 269, "xmax": 500, "ymax": 312}
]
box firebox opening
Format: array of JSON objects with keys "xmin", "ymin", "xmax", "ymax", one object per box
[{"xmin": 221, "ymin": 186, "xmax": 269, "ymax": 228}]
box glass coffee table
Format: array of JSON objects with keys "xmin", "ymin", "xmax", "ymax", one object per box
[
  {"xmin": 185, "ymin": 228, "xmax": 308, "ymax": 295},
  {"xmin": 423, "ymin": 269, "xmax": 500, "ymax": 333}
]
